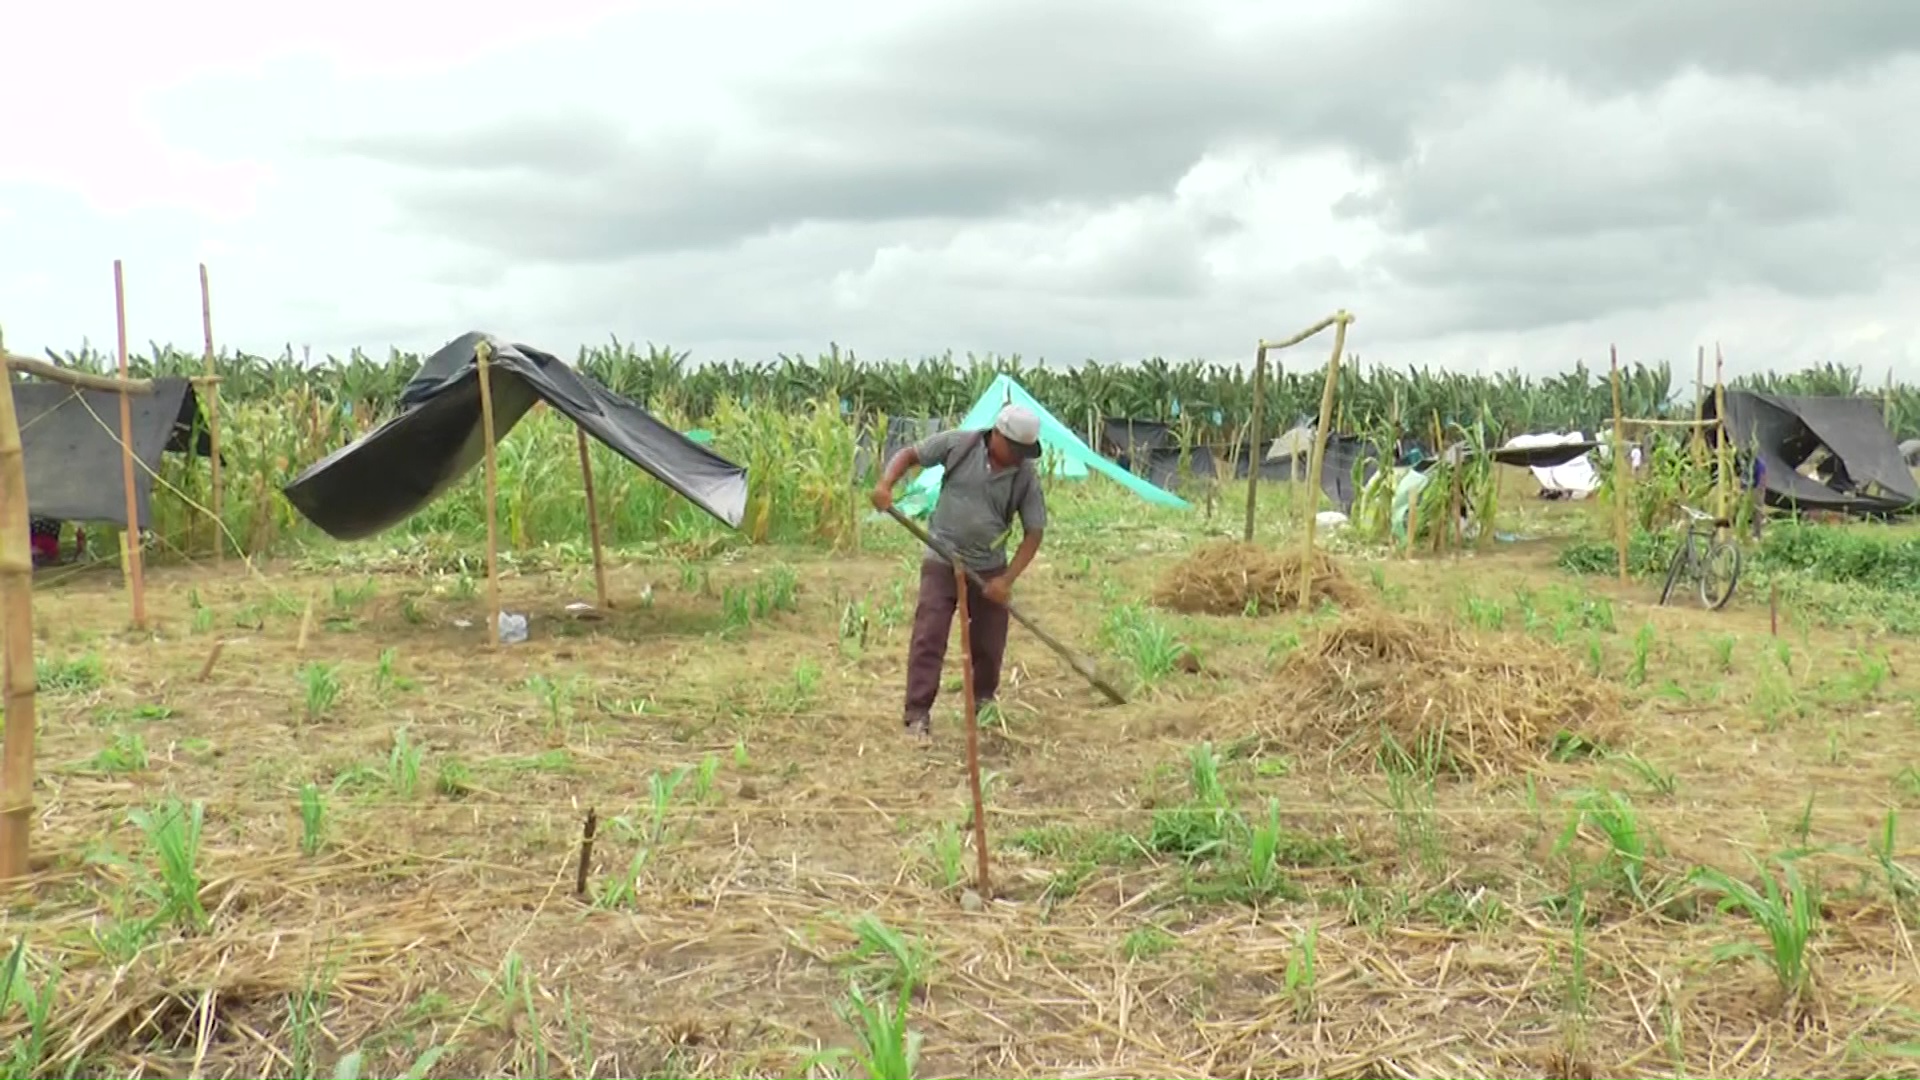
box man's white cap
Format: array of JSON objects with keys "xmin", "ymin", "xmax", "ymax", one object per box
[{"xmin": 994, "ymin": 404, "xmax": 1043, "ymax": 458}]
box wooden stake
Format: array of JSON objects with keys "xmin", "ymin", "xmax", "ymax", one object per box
[
  {"xmin": 1692, "ymin": 345, "xmax": 1707, "ymax": 468},
  {"xmin": 112, "ymin": 261, "xmax": 147, "ymax": 629},
  {"xmin": 953, "ymin": 564, "xmax": 991, "ymax": 897},
  {"xmin": 295, "ymin": 594, "xmax": 315, "ymax": 653},
  {"xmin": 197, "ymin": 640, "xmax": 225, "ymax": 683},
  {"xmin": 1298, "ymin": 313, "xmax": 1353, "ymax": 609},
  {"xmin": 1714, "ymin": 345, "xmax": 1729, "ymax": 521},
  {"xmin": 1609, "ymin": 346, "xmax": 1629, "ymax": 584},
  {"xmin": 0, "ymin": 340, "xmax": 39, "ymax": 883},
  {"xmin": 575, "ymin": 808, "xmax": 598, "ymax": 899},
  {"xmin": 198, "ymin": 264, "xmax": 224, "ymax": 564},
  {"xmin": 1242, "ymin": 343, "xmax": 1267, "ymax": 542},
  {"xmin": 0, "ymin": 345, "xmax": 152, "ymax": 884},
  {"xmin": 575, "ymin": 428, "xmax": 611, "ymax": 610},
  {"xmin": 1770, "ymin": 582, "xmax": 1779, "ymax": 637},
  {"xmin": 476, "ymin": 340, "xmax": 503, "ymax": 646}
]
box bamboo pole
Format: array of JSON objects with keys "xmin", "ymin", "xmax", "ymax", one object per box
[
  {"xmin": 0, "ymin": 335, "xmax": 37, "ymax": 884},
  {"xmin": 953, "ymin": 564, "xmax": 992, "ymax": 897},
  {"xmin": 1714, "ymin": 345, "xmax": 1729, "ymax": 520},
  {"xmin": 112, "ymin": 261, "xmax": 147, "ymax": 629},
  {"xmin": 1297, "ymin": 312, "xmax": 1354, "ymax": 608},
  {"xmin": 476, "ymin": 340, "xmax": 503, "ymax": 646},
  {"xmin": 198, "ymin": 264, "xmax": 224, "ymax": 564},
  {"xmin": 1, "ymin": 355, "xmax": 155, "ymax": 394},
  {"xmin": 1609, "ymin": 346, "xmax": 1629, "ymax": 584},
  {"xmin": 1242, "ymin": 342, "xmax": 1267, "ymax": 542},
  {"xmin": 1692, "ymin": 345, "xmax": 1707, "ymax": 468},
  {"xmin": 575, "ymin": 428, "xmax": 610, "ymax": 609}
]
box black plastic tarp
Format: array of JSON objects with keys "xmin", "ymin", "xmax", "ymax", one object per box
[
  {"xmin": 1705, "ymin": 390, "xmax": 1918, "ymax": 514},
  {"xmin": 1318, "ymin": 435, "xmax": 1383, "ymax": 513},
  {"xmin": 282, "ymin": 333, "xmax": 749, "ymax": 541},
  {"xmin": 17, "ymin": 377, "xmax": 211, "ymax": 528},
  {"xmin": 853, "ymin": 416, "xmax": 945, "ymax": 481}
]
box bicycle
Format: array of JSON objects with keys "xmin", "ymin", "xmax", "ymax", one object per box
[{"xmin": 1658, "ymin": 505, "xmax": 1742, "ymax": 610}]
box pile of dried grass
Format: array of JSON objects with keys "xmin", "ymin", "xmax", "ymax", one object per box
[
  {"xmin": 1152, "ymin": 541, "xmax": 1364, "ymax": 616},
  {"xmin": 1253, "ymin": 607, "xmax": 1622, "ymax": 778}
]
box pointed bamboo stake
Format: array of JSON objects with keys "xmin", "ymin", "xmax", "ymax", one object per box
[
  {"xmin": 198, "ymin": 264, "xmax": 224, "ymax": 564},
  {"xmin": 1609, "ymin": 346, "xmax": 1629, "ymax": 584},
  {"xmin": 0, "ymin": 334, "xmax": 38, "ymax": 884},
  {"xmin": 575, "ymin": 428, "xmax": 610, "ymax": 609},
  {"xmin": 953, "ymin": 564, "xmax": 992, "ymax": 897},
  {"xmin": 112, "ymin": 261, "xmax": 146, "ymax": 629},
  {"xmin": 1298, "ymin": 312, "xmax": 1354, "ymax": 608},
  {"xmin": 476, "ymin": 340, "xmax": 503, "ymax": 646}
]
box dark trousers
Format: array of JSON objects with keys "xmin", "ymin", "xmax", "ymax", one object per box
[{"xmin": 905, "ymin": 560, "xmax": 1010, "ymax": 723}]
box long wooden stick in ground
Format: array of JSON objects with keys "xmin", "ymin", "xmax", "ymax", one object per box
[
  {"xmin": 576, "ymin": 428, "xmax": 611, "ymax": 609},
  {"xmin": 1297, "ymin": 311, "xmax": 1355, "ymax": 609},
  {"xmin": 953, "ymin": 564, "xmax": 992, "ymax": 897},
  {"xmin": 112, "ymin": 260, "xmax": 147, "ymax": 629},
  {"xmin": 0, "ymin": 336, "xmax": 38, "ymax": 884},
  {"xmin": 476, "ymin": 341, "xmax": 503, "ymax": 646},
  {"xmin": 1242, "ymin": 341, "xmax": 1268, "ymax": 542},
  {"xmin": 198, "ymin": 264, "xmax": 225, "ymax": 564},
  {"xmin": 884, "ymin": 507, "xmax": 1126, "ymax": 705},
  {"xmin": 1610, "ymin": 346, "xmax": 1630, "ymax": 584}
]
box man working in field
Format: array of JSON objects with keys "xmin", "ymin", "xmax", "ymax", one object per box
[{"xmin": 870, "ymin": 405, "xmax": 1047, "ymax": 738}]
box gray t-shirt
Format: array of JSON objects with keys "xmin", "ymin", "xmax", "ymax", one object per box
[{"xmin": 913, "ymin": 429, "xmax": 1047, "ymax": 571}]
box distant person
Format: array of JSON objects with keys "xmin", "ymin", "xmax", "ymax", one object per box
[
  {"xmin": 29, "ymin": 517, "xmax": 60, "ymax": 568},
  {"xmin": 869, "ymin": 404, "xmax": 1047, "ymax": 739}
]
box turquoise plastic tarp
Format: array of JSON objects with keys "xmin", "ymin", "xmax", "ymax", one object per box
[{"xmin": 894, "ymin": 374, "xmax": 1189, "ymax": 518}]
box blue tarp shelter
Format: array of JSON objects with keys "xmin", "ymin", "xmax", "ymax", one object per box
[{"xmin": 894, "ymin": 374, "xmax": 1190, "ymax": 518}]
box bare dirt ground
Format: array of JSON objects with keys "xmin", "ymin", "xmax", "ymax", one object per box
[{"xmin": 5, "ymin": 489, "xmax": 1919, "ymax": 1079}]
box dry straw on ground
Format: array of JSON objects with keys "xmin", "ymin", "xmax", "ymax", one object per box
[
  {"xmin": 1151, "ymin": 540, "xmax": 1364, "ymax": 616},
  {"xmin": 1252, "ymin": 607, "xmax": 1624, "ymax": 777}
]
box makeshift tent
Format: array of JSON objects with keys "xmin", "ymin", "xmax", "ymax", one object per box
[
  {"xmin": 1704, "ymin": 390, "xmax": 1918, "ymax": 514},
  {"xmin": 899, "ymin": 375, "xmax": 1189, "ymax": 516},
  {"xmin": 16, "ymin": 377, "xmax": 214, "ymax": 529},
  {"xmin": 284, "ymin": 332, "xmax": 749, "ymax": 540},
  {"xmin": 1496, "ymin": 432, "xmax": 1601, "ymax": 498},
  {"xmin": 1264, "ymin": 425, "xmax": 1317, "ymax": 478}
]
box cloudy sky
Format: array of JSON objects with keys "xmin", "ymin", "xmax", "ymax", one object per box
[{"xmin": 5, "ymin": 0, "xmax": 1919, "ymax": 382}]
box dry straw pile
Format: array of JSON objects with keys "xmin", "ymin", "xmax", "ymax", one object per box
[
  {"xmin": 1152, "ymin": 540, "xmax": 1364, "ymax": 616},
  {"xmin": 1257, "ymin": 608, "xmax": 1623, "ymax": 777}
]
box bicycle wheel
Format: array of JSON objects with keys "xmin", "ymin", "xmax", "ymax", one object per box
[
  {"xmin": 1657, "ymin": 538, "xmax": 1689, "ymax": 606},
  {"xmin": 1698, "ymin": 539, "xmax": 1741, "ymax": 610}
]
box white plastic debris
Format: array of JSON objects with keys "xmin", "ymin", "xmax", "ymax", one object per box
[
  {"xmin": 497, "ymin": 611, "xmax": 529, "ymax": 644},
  {"xmin": 1315, "ymin": 510, "xmax": 1350, "ymax": 530}
]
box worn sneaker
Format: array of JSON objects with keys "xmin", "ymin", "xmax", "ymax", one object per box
[{"xmin": 903, "ymin": 712, "xmax": 931, "ymax": 739}]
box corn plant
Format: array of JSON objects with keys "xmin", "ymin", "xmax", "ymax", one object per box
[
  {"xmin": 810, "ymin": 980, "xmax": 922, "ymax": 1080},
  {"xmin": 128, "ymin": 797, "xmax": 208, "ymax": 932},
  {"xmin": 1691, "ymin": 855, "xmax": 1821, "ymax": 1002},
  {"xmin": 298, "ymin": 783, "xmax": 328, "ymax": 856},
  {"xmin": 0, "ymin": 940, "xmax": 59, "ymax": 1079},
  {"xmin": 842, "ymin": 914, "xmax": 930, "ymax": 997}
]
